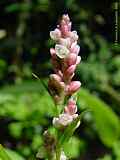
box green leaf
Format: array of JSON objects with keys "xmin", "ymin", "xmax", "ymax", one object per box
[
  {"xmin": 97, "ymin": 155, "xmax": 112, "ymax": 160},
  {"xmin": 63, "ymin": 137, "xmax": 84, "ymax": 158},
  {"xmin": 0, "ymin": 145, "xmax": 25, "ymax": 160},
  {"xmin": 78, "ymin": 88, "xmax": 120, "ymax": 147},
  {"xmin": 9, "ymin": 122, "xmax": 23, "ymax": 138},
  {"xmin": 113, "ymin": 141, "xmax": 120, "ymax": 159},
  {"xmin": 0, "ymin": 145, "xmax": 11, "ymax": 160},
  {"xmin": 0, "ymin": 81, "xmax": 56, "ymax": 119},
  {"xmin": 5, "ymin": 149, "xmax": 25, "ymax": 160},
  {"xmin": 5, "ymin": 4, "xmax": 20, "ymax": 12}
]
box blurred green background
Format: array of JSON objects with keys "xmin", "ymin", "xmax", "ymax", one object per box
[{"xmin": 0, "ymin": 0, "xmax": 120, "ymax": 160}]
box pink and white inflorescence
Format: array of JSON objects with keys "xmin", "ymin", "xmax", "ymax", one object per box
[{"xmin": 49, "ymin": 14, "xmax": 81, "ymax": 127}]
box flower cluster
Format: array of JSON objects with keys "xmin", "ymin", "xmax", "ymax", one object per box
[{"xmin": 49, "ymin": 14, "xmax": 81, "ymax": 128}]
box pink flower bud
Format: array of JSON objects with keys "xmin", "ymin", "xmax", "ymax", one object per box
[
  {"xmin": 50, "ymin": 74, "xmax": 62, "ymax": 82},
  {"xmin": 49, "ymin": 14, "xmax": 82, "ymax": 115},
  {"xmin": 50, "ymin": 48, "xmax": 56, "ymax": 57},
  {"xmin": 64, "ymin": 105, "xmax": 77, "ymax": 115},
  {"xmin": 60, "ymin": 15, "xmax": 71, "ymax": 37},
  {"xmin": 66, "ymin": 81, "xmax": 81, "ymax": 95},
  {"xmin": 62, "ymin": 14, "xmax": 70, "ymax": 23},
  {"xmin": 68, "ymin": 22, "xmax": 72, "ymax": 31},
  {"xmin": 60, "ymin": 24, "xmax": 69, "ymax": 37},
  {"xmin": 50, "ymin": 28, "xmax": 61, "ymax": 41},
  {"xmin": 69, "ymin": 104, "xmax": 77, "ymax": 114},
  {"xmin": 64, "ymin": 99, "xmax": 77, "ymax": 115},
  {"xmin": 64, "ymin": 65, "xmax": 76, "ymax": 77},
  {"xmin": 51, "ymin": 57, "xmax": 60, "ymax": 70},
  {"xmin": 66, "ymin": 53, "xmax": 77, "ymax": 66},
  {"xmin": 55, "ymin": 70, "xmax": 63, "ymax": 78},
  {"xmin": 68, "ymin": 98, "xmax": 76, "ymax": 106},
  {"xmin": 70, "ymin": 42, "xmax": 80, "ymax": 55}
]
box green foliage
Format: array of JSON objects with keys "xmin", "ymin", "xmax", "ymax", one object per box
[
  {"xmin": 113, "ymin": 141, "xmax": 120, "ymax": 160},
  {"xmin": 9, "ymin": 122, "xmax": 23, "ymax": 138},
  {"xmin": 63, "ymin": 137, "xmax": 84, "ymax": 158},
  {"xmin": 5, "ymin": 149, "xmax": 25, "ymax": 160},
  {"xmin": 0, "ymin": 145, "xmax": 11, "ymax": 160},
  {"xmin": 0, "ymin": 82, "xmax": 55, "ymax": 120},
  {"xmin": 78, "ymin": 88, "xmax": 120, "ymax": 147},
  {"xmin": 0, "ymin": 82, "xmax": 56, "ymax": 159},
  {"xmin": 0, "ymin": 145, "xmax": 24, "ymax": 160},
  {"xmin": 97, "ymin": 155, "xmax": 112, "ymax": 160},
  {"xmin": 0, "ymin": 60, "xmax": 7, "ymax": 79},
  {"xmin": 5, "ymin": 3, "xmax": 31, "ymax": 12}
]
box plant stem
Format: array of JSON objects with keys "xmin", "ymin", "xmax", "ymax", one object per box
[{"xmin": 56, "ymin": 145, "xmax": 61, "ymax": 160}]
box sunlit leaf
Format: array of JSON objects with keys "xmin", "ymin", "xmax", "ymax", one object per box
[
  {"xmin": 63, "ymin": 137, "xmax": 85, "ymax": 158},
  {"xmin": 0, "ymin": 145, "xmax": 11, "ymax": 160},
  {"xmin": 78, "ymin": 88, "xmax": 120, "ymax": 147},
  {"xmin": 5, "ymin": 149, "xmax": 25, "ymax": 160}
]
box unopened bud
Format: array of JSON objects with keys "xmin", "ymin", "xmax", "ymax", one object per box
[
  {"xmin": 50, "ymin": 48, "xmax": 56, "ymax": 57},
  {"xmin": 66, "ymin": 53, "xmax": 77, "ymax": 66},
  {"xmin": 64, "ymin": 99, "xmax": 77, "ymax": 115},
  {"xmin": 62, "ymin": 14, "xmax": 70, "ymax": 23},
  {"xmin": 66, "ymin": 81, "xmax": 81, "ymax": 95},
  {"xmin": 50, "ymin": 74, "xmax": 62, "ymax": 82},
  {"xmin": 70, "ymin": 42, "xmax": 80, "ymax": 55},
  {"xmin": 64, "ymin": 65, "xmax": 76, "ymax": 77}
]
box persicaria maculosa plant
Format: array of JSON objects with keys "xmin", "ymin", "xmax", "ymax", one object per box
[{"xmin": 37, "ymin": 14, "xmax": 82, "ymax": 160}]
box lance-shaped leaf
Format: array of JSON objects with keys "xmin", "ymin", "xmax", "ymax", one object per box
[
  {"xmin": 0, "ymin": 145, "xmax": 25, "ymax": 160},
  {"xmin": 0, "ymin": 145, "xmax": 11, "ymax": 160},
  {"xmin": 77, "ymin": 88, "xmax": 120, "ymax": 147}
]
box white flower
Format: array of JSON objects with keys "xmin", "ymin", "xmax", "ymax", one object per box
[
  {"xmin": 53, "ymin": 113, "xmax": 73, "ymax": 127},
  {"xmin": 50, "ymin": 29, "xmax": 61, "ymax": 41},
  {"xmin": 60, "ymin": 151, "xmax": 67, "ymax": 160},
  {"xmin": 55, "ymin": 44, "xmax": 69, "ymax": 59},
  {"xmin": 53, "ymin": 113, "xmax": 80, "ymax": 129},
  {"xmin": 69, "ymin": 31, "xmax": 78, "ymax": 41}
]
